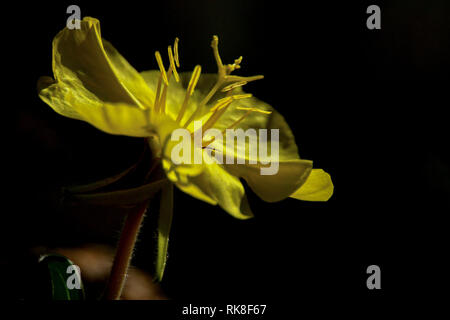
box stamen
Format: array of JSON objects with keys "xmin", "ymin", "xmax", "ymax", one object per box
[
  {"xmin": 235, "ymin": 106, "xmax": 272, "ymax": 114},
  {"xmin": 155, "ymin": 51, "xmax": 169, "ymax": 86},
  {"xmin": 230, "ymin": 93, "xmax": 253, "ymax": 100},
  {"xmin": 210, "ymin": 96, "xmax": 233, "ymax": 112},
  {"xmin": 183, "ymin": 35, "xmax": 264, "ymax": 129},
  {"xmin": 158, "ymin": 83, "xmax": 169, "ymax": 114},
  {"xmin": 187, "ymin": 65, "xmax": 202, "ymax": 96},
  {"xmin": 168, "ymin": 45, "xmax": 180, "ymax": 82},
  {"xmin": 224, "ymin": 110, "xmax": 252, "ymax": 132},
  {"xmin": 174, "ymin": 37, "xmax": 180, "ymax": 68},
  {"xmin": 207, "ymin": 103, "xmax": 270, "ymax": 134},
  {"xmin": 199, "ymin": 92, "xmax": 254, "ymax": 133},
  {"xmin": 221, "ymin": 81, "xmax": 247, "ymax": 92},
  {"xmin": 219, "ymin": 107, "xmax": 272, "ymax": 140},
  {"xmin": 210, "ymin": 94, "xmax": 251, "ymax": 112},
  {"xmin": 158, "ymin": 68, "xmax": 173, "ymax": 114},
  {"xmin": 176, "ymin": 65, "xmax": 202, "ymax": 123},
  {"xmin": 225, "ymin": 74, "xmax": 264, "ymax": 83},
  {"xmin": 155, "ymin": 63, "xmax": 173, "ymax": 114},
  {"xmin": 199, "ymin": 98, "xmax": 234, "ymax": 133},
  {"xmin": 154, "ymin": 74, "xmax": 163, "ymax": 110},
  {"xmin": 202, "ymin": 107, "xmax": 272, "ymax": 147}
]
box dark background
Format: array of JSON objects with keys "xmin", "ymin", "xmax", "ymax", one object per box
[{"xmin": 3, "ymin": 0, "xmax": 449, "ymax": 308}]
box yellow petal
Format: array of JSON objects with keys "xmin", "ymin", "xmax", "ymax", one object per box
[
  {"xmin": 159, "ymin": 128, "xmax": 215, "ymax": 204},
  {"xmin": 76, "ymin": 102, "xmax": 153, "ymax": 137},
  {"xmin": 290, "ymin": 169, "xmax": 334, "ymax": 201},
  {"xmin": 165, "ymin": 151, "xmax": 253, "ymax": 219},
  {"xmin": 102, "ymin": 38, "xmax": 154, "ymax": 108},
  {"xmin": 207, "ymin": 85, "xmax": 300, "ymax": 160},
  {"xmin": 37, "ymin": 76, "xmax": 83, "ymax": 120},
  {"xmin": 192, "ymin": 162, "xmax": 252, "ymax": 219},
  {"xmin": 38, "ymin": 17, "xmax": 156, "ymax": 136},
  {"xmin": 224, "ymin": 159, "xmax": 313, "ymax": 202},
  {"xmin": 202, "ymin": 93, "xmax": 313, "ymax": 202},
  {"xmin": 39, "ymin": 79, "xmax": 153, "ymax": 136},
  {"xmin": 52, "ymin": 17, "xmax": 152, "ymax": 107},
  {"xmin": 175, "ymin": 181, "xmax": 218, "ymax": 206}
]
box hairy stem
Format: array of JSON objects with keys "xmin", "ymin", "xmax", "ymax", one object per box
[{"xmin": 104, "ymin": 201, "xmax": 148, "ymax": 300}]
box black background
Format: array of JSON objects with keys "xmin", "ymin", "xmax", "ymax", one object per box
[{"xmin": 3, "ymin": 0, "xmax": 450, "ymax": 310}]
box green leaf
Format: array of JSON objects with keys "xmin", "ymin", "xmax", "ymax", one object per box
[
  {"xmin": 155, "ymin": 183, "xmax": 174, "ymax": 282},
  {"xmin": 68, "ymin": 178, "xmax": 168, "ymax": 206},
  {"xmin": 38, "ymin": 254, "xmax": 85, "ymax": 300}
]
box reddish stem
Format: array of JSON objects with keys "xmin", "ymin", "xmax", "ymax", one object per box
[{"xmin": 104, "ymin": 201, "xmax": 148, "ymax": 300}]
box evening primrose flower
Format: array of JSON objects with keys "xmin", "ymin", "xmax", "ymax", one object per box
[{"xmin": 38, "ymin": 17, "xmax": 333, "ymax": 280}]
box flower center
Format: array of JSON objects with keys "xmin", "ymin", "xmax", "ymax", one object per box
[{"xmin": 152, "ymin": 36, "xmax": 271, "ymax": 148}]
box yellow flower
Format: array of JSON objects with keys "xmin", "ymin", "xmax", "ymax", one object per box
[
  {"xmin": 38, "ymin": 16, "xmax": 332, "ymax": 208},
  {"xmin": 38, "ymin": 17, "xmax": 333, "ymax": 280}
]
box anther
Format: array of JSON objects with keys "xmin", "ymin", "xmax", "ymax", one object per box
[
  {"xmin": 236, "ymin": 106, "xmax": 272, "ymax": 114},
  {"xmin": 232, "ymin": 93, "xmax": 252, "ymax": 100},
  {"xmin": 168, "ymin": 45, "xmax": 180, "ymax": 82},
  {"xmin": 200, "ymin": 98, "xmax": 234, "ymax": 133},
  {"xmin": 174, "ymin": 37, "xmax": 180, "ymax": 68},
  {"xmin": 221, "ymin": 107, "xmax": 272, "ymax": 136},
  {"xmin": 176, "ymin": 65, "xmax": 202, "ymax": 123},
  {"xmin": 187, "ymin": 65, "xmax": 202, "ymax": 96},
  {"xmin": 210, "ymin": 96, "xmax": 234, "ymax": 112},
  {"xmin": 221, "ymin": 81, "xmax": 247, "ymax": 92},
  {"xmin": 155, "ymin": 51, "xmax": 169, "ymax": 86},
  {"xmin": 224, "ymin": 74, "xmax": 264, "ymax": 83}
]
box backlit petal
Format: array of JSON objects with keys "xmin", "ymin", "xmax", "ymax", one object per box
[
  {"xmin": 206, "ymin": 86, "xmax": 300, "ymax": 160},
  {"xmin": 51, "ymin": 17, "xmax": 153, "ymax": 107},
  {"xmin": 224, "ymin": 159, "xmax": 313, "ymax": 202},
  {"xmin": 38, "ymin": 17, "xmax": 155, "ymax": 136},
  {"xmin": 165, "ymin": 151, "xmax": 253, "ymax": 219},
  {"xmin": 290, "ymin": 169, "xmax": 334, "ymax": 201}
]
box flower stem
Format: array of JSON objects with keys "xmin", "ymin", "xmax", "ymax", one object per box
[{"xmin": 104, "ymin": 201, "xmax": 148, "ymax": 300}]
